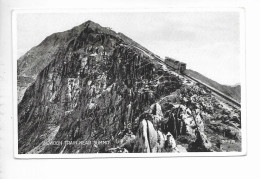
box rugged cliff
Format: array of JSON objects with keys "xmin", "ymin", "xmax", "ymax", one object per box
[{"xmin": 18, "ymin": 21, "xmax": 241, "ymax": 154}]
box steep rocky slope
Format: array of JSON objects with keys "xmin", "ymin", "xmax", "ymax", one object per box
[
  {"xmin": 18, "ymin": 21, "xmax": 241, "ymax": 154},
  {"xmin": 17, "ymin": 21, "xmax": 153, "ymax": 103},
  {"xmin": 17, "ymin": 25, "xmax": 80, "ymax": 102},
  {"xmin": 185, "ymin": 69, "xmax": 241, "ymax": 103}
]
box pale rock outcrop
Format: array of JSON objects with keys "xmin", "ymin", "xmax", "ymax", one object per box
[
  {"xmin": 156, "ymin": 130, "xmax": 166, "ymax": 152},
  {"xmin": 134, "ymin": 119, "xmax": 158, "ymax": 153},
  {"xmin": 150, "ymin": 103, "xmax": 164, "ymax": 130},
  {"xmin": 180, "ymin": 107, "xmax": 204, "ymax": 136}
]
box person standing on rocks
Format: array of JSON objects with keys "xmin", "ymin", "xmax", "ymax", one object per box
[{"xmin": 164, "ymin": 132, "xmax": 178, "ymax": 152}]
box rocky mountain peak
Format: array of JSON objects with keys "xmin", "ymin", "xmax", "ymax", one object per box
[{"xmin": 17, "ymin": 20, "xmax": 241, "ymax": 154}]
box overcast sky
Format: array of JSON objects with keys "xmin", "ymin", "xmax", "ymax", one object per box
[{"xmin": 17, "ymin": 11, "xmax": 241, "ymax": 85}]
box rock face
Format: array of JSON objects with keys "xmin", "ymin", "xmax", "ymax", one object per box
[{"xmin": 18, "ymin": 21, "xmax": 241, "ymax": 154}]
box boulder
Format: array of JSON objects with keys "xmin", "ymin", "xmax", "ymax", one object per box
[
  {"xmin": 119, "ymin": 133, "xmax": 136, "ymax": 152},
  {"xmin": 133, "ymin": 119, "xmax": 158, "ymax": 153},
  {"xmin": 188, "ymin": 130, "xmax": 212, "ymax": 152},
  {"xmin": 150, "ymin": 103, "xmax": 163, "ymax": 117},
  {"xmin": 176, "ymin": 145, "xmax": 187, "ymax": 152}
]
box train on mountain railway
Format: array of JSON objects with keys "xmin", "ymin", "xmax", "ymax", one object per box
[
  {"xmin": 149, "ymin": 53, "xmax": 187, "ymax": 74},
  {"xmin": 131, "ymin": 45, "xmax": 187, "ymax": 74},
  {"xmin": 164, "ymin": 57, "xmax": 187, "ymax": 74},
  {"xmin": 148, "ymin": 52, "xmax": 240, "ymax": 108}
]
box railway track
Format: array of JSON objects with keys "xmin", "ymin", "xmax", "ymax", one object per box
[
  {"xmin": 129, "ymin": 44, "xmax": 241, "ymax": 108},
  {"xmin": 182, "ymin": 74, "xmax": 241, "ymax": 108},
  {"xmin": 157, "ymin": 58, "xmax": 241, "ymax": 108}
]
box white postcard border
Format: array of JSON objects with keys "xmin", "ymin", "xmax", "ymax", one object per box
[{"xmin": 12, "ymin": 8, "xmax": 247, "ymax": 158}]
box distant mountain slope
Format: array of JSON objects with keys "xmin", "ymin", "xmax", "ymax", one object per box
[{"xmin": 185, "ymin": 69, "xmax": 241, "ymax": 102}]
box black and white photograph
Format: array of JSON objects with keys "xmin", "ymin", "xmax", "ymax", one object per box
[
  {"xmin": 4, "ymin": 0, "xmax": 260, "ymax": 178},
  {"xmin": 13, "ymin": 9, "xmax": 245, "ymax": 157}
]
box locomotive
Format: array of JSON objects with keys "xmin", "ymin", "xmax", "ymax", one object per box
[
  {"xmin": 165, "ymin": 57, "xmax": 186, "ymax": 74},
  {"xmin": 134, "ymin": 45, "xmax": 187, "ymax": 74}
]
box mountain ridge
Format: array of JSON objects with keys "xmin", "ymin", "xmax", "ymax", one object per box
[
  {"xmin": 17, "ymin": 20, "xmax": 240, "ymax": 103},
  {"xmin": 17, "ymin": 20, "xmax": 241, "ymax": 154},
  {"xmin": 17, "ymin": 20, "xmax": 156, "ymax": 103}
]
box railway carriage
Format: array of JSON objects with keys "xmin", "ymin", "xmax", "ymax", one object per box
[{"xmin": 165, "ymin": 57, "xmax": 186, "ymax": 74}]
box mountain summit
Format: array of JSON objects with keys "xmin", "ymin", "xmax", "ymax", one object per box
[
  {"xmin": 17, "ymin": 20, "xmax": 241, "ymax": 154},
  {"xmin": 17, "ymin": 21, "xmax": 153, "ymax": 102}
]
